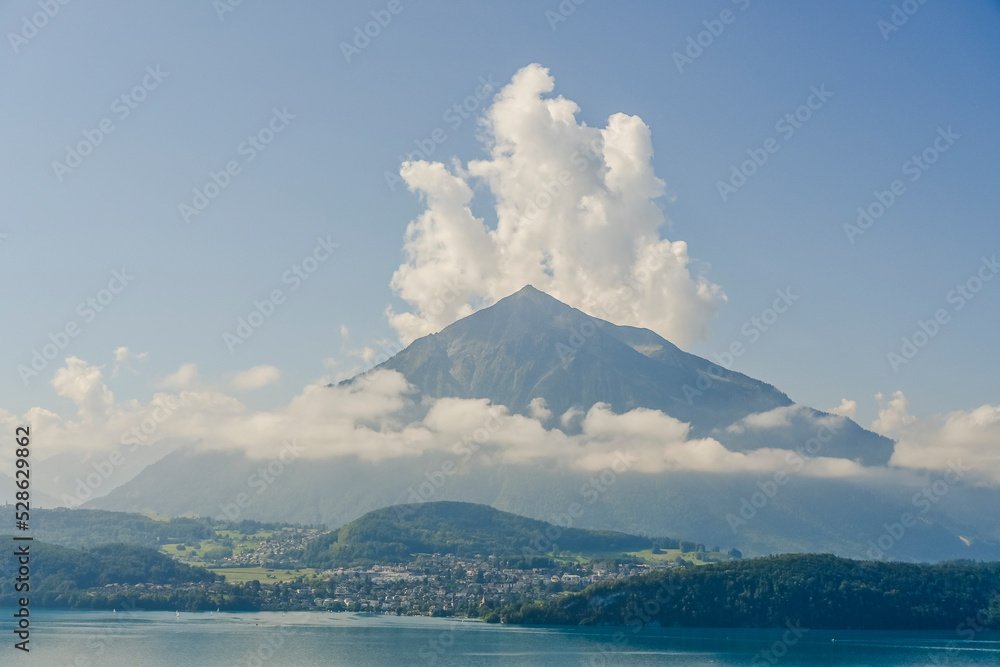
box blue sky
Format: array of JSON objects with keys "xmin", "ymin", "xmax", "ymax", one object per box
[{"xmin": 2, "ymin": 0, "xmax": 998, "ymax": 431}]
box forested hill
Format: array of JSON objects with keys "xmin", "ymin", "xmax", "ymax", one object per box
[
  {"xmin": 302, "ymin": 501, "xmax": 705, "ymax": 568},
  {"xmin": 0, "ymin": 506, "xmax": 213, "ymax": 549},
  {"xmin": 499, "ymin": 553, "xmax": 1000, "ymax": 630},
  {"xmin": 0, "ymin": 538, "xmax": 219, "ymax": 607}
]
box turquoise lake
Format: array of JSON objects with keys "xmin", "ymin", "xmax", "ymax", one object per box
[{"xmin": 4, "ymin": 610, "xmax": 998, "ymax": 666}]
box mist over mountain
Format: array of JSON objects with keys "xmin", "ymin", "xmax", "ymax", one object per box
[{"xmin": 88, "ymin": 286, "xmax": 997, "ymax": 561}]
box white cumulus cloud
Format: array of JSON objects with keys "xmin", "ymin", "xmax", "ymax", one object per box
[
  {"xmin": 828, "ymin": 398, "xmax": 857, "ymax": 420},
  {"xmin": 386, "ymin": 63, "xmax": 725, "ymax": 346},
  {"xmin": 1, "ymin": 357, "xmax": 885, "ymax": 492},
  {"xmin": 231, "ymin": 365, "xmax": 281, "ymax": 391},
  {"xmin": 872, "ymin": 391, "xmax": 917, "ymax": 436},
  {"xmin": 890, "ymin": 403, "xmax": 1000, "ymax": 483},
  {"xmin": 159, "ymin": 362, "xmax": 199, "ymax": 390}
]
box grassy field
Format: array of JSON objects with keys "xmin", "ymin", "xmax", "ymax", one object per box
[
  {"xmin": 556, "ymin": 548, "xmax": 731, "ymax": 567},
  {"xmin": 160, "ymin": 540, "xmax": 224, "ymax": 557},
  {"xmin": 208, "ymin": 567, "xmax": 317, "ymax": 583},
  {"xmin": 624, "ymin": 548, "xmax": 731, "ymax": 566}
]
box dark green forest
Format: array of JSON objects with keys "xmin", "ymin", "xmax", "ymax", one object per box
[
  {"xmin": 0, "ymin": 507, "xmax": 213, "ymax": 549},
  {"xmin": 0, "ymin": 538, "xmax": 229, "ymax": 609},
  {"xmin": 494, "ymin": 554, "xmax": 1000, "ymax": 630}
]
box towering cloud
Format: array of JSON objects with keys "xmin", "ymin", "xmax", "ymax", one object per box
[{"xmin": 387, "ymin": 64, "xmax": 725, "ymax": 346}]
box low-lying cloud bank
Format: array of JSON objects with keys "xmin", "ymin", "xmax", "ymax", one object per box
[
  {"xmin": 879, "ymin": 392, "xmax": 1000, "ymax": 484},
  {"xmin": 4, "ymin": 358, "xmax": 995, "ymax": 497},
  {"xmin": 0, "ymin": 357, "xmax": 928, "ymax": 490}
]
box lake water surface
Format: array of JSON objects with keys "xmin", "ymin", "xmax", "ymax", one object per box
[{"xmin": 5, "ymin": 610, "xmax": 999, "ymax": 666}]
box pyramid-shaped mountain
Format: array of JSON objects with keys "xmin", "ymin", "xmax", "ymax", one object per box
[{"xmin": 362, "ymin": 286, "xmax": 893, "ymax": 465}]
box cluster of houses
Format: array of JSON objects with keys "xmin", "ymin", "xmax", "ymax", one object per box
[{"xmin": 295, "ymin": 553, "xmax": 679, "ymax": 616}]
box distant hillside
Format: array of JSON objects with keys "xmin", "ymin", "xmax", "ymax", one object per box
[
  {"xmin": 0, "ymin": 538, "xmax": 219, "ymax": 606},
  {"xmin": 0, "ymin": 506, "xmax": 214, "ymax": 550},
  {"xmin": 302, "ymin": 501, "xmax": 710, "ymax": 568},
  {"xmin": 498, "ymin": 553, "xmax": 1000, "ymax": 630},
  {"xmin": 89, "ymin": 288, "xmax": 999, "ymax": 562}
]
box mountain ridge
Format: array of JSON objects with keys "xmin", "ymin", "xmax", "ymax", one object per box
[{"xmin": 363, "ymin": 285, "xmax": 892, "ymax": 464}]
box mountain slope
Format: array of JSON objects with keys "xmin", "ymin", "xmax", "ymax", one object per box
[
  {"xmin": 499, "ymin": 554, "xmax": 1000, "ymax": 629},
  {"xmin": 365, "ymin": 285, "xmax": 892, "ymax": 465},
  {"xmin": 89, "ymin": 286, "xmax": 992, "ymax": 560}
]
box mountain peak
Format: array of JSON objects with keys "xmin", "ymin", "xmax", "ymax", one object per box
[
  {"xmin": 370, "ymin": 284, "xmax": 892, "ymax": 465},
  {"xmin": 495, "ymin": 284, "xmax": 569, "ymax": 310}
]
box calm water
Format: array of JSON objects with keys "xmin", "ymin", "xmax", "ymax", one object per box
[{"xmin": 3, "ymin": 610, "xmax": 998, "ymax": 666}]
